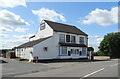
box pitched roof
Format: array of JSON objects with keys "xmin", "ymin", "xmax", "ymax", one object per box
[
  {"xmin": 44, "ymin": 20, "xmax": 88, "ymax": 36},
  {"xmin": 16, "ymin": 36, "xmax": 52, "ymax": 48}
]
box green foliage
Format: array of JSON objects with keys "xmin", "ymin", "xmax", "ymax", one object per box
[
  {"xmin": 88, "ymin": 47, "xmax": 94, "ymax": 55},
  {"xmin": 88, "ymin": 47, "xmax": 94, "ymax": 52},
  {"xmin": 94, "ymin": 50, "xmax": 106, "ymax": 56},
  {"xmin": 98, "ymin": 32, "xmax": 120, "ymax": 58}
]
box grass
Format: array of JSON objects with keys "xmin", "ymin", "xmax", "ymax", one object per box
[{"xmin": 94, "ymin": 56, "xmax": 110, "ymax": 57}]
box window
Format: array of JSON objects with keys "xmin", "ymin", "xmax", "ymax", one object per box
[
  {"xmin": 44, "ymin": 47, "xmax": 48, "ymax": 51},
  {"xmin": 82, "ymin": 48, "xmax": 86, "ymax": 55},
  {"xmin": 22, "ymin": 49, "xmax": 23, "ymax": 51},
  {"xmin": 71, "ymin": 49, "xmax": 73, "ymax": 54},
  {"xmin": 68, "ymin": 51, "xmax": 71, "ymax": 56},
  {"xmin": 79, "ymin": 37, "xmax": 84, "ymax": 44},
  {"xmin": 59, "ymin": 34, "xmax": 65, "ymax": 43},
  {"xmin": 60, "ymin": 46, "xmax": 67, "ymax": 55},
  {"xmin": 71, "ymin": 49, "xmax": 79, "ymax": 54},
  {"xmin": 79, "ymin": 51, "xmax": 82, "ymax": 55},
  {"xmin": 30, "ymin": 51, "xmax": 33, "ymax": 54},
  {"xmin": 40, "ymin": 23, "xmax": 45, "ymax": 30},
  {"xmin": 66, "ymin": 35, "xmax": 70, "ymax": 42},
  {"xmin": 77, "ymin": 49, "xmax": 79, "ymax": 54},
  {"xmin": 71, "ymin": 36, "xmax": 76, "ymax": 43}
]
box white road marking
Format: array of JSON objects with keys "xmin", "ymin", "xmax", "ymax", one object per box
[
  {"xmin": 81, "ymin": 68, "xmax": 105, "ymax": 78},
  {"xmin": 110, "ymin": 63, "xmax": 119, "ymax": 67}
]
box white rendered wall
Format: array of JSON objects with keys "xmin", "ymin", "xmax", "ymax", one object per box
[
  {"xmin": 15, "ymin": 47, "xmax": 33, "ymax": 61},
  {"xmin": 53, "ymin": 31, "xmax": 88, "ymax": 46},
  {"xmin": 53, "ymin": 31, "xmax": 88, "ymax": 59},
  {"xmin": 30, "ymin": 20, "xmax": 53, "ymax": 41},
  {"xmin": 33, "ymin": 37, "xmax": 59, "ymax": 60},
  {"xmin": 16, "ymin": 31, "xmax": 88, "ymax": 60},
  {"xmin": 54, "ymin": 32, "xmax": 88, "ymax": 46}
]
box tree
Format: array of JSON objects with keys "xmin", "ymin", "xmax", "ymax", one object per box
[
  {"xmin": 94, "ymin": 50, "xmax": 106, "ymax": 56},
  {"xmin": 88, "ymin": 47, "xmax": 94, "ymax": 52},
  {"xmin": 98, "ymin": 32, "xmax": 120, "ymax": 58},
  {"xmin": 87, "ymin": 47, "xmax": 94, "ymax": 56}
]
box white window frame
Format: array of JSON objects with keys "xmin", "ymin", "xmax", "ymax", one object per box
[
  {"xmin": 66, "ymin": 35, "xmax": 70, "ymax": 42},
  {"xmin": 40, "ymin": 23, "xmax": 45, "ymax": 30},
  {"xmin": 82, "ymin": 47, "xmax": 86, "ymax": 55},
  {"xmin": 60, "ymin": 46, "xmax": 67, "ymax": 55},
  {"xmin": 59, "ymin": 34, "xmax": 65, "ymax": 43},
  {"xmin": 71, "ymin": 49, "xmax": 79, "ymax": 54},
  {"xmin": 79, "ymin": 37, "xmax": 84, "ymax": 44},
  {"xmin": 71, "ymin": 36, "xmax": 76, "ymax": 43}
]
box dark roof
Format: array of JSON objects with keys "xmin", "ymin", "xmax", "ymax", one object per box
[
  {"xmin": 29, "ymin": 35, "xmax": 35, "ymax": 39},
  {"xmin": 59, "ymin": 42, "xmax": 87, "ymax": 47},
  {"xmin": 44, "ymin": 20, "xmax": 88, "ymax": 36},
  {"xmin": 16, "ymin": 36, "xmax": 52, "ymax": 48}
]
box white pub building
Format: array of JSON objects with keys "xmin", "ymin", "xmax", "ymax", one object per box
[{"xmin": 15, "ymin": 20, "xmax": 88, "ymax": 61}]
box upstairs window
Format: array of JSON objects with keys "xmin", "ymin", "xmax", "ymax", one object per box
[
  {"xmin": 40, "ymin": 23, "xmax": 45, "ymax": 30},
  {"xmin": 71, "ymin": 36, "xmax": 76, "ymax": 43},
  {"xmin": 66, "ymin": 35, "xmax": 70, "ymax": 42},
  {"xmin": 59, "ymin": 34, "xmax": 65, "ymax": 43},
  {"xmin": 79, "ymin": 37, "xmax": 84, "ymax": 44}
]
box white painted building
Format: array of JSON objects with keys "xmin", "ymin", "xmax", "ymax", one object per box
[{"xmin": 15, "ymin": 20, "xmax": 88, "ymax": 61}]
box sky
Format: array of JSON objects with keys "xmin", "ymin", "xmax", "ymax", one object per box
[{"xmin": 0, "ymin": 0, "xmax": 119, "ymax": 51}]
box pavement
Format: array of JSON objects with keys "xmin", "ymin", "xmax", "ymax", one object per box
[{"xmin": 1, "ymin": 57, "xmax": 119, "ymax": 78}]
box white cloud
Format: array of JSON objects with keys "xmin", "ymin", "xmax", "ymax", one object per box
[
  {"xmin": 0, "ymin": 34, "xmax": 35, "ymax": 49},
  {"xmin": 32, "ymin": 8, "xmax": 67, "ymax": 22},
  {"xmin": 0, "ymin": 26, "xmax": 13, "ymax": 33},
  {"xmin": 15, "ymin": 27, "xmax": 29, "ymax": 32},
  {"xmin": 0, "ymin": 0, "xmax": 26, "ymax": 8},
  {"xmin": 89, "ymin": 37, "xmax": 103, "ymax": 51},
  {"xmin": 96, "ymin": 38, "xmax": 103, "ymax": 44},
  {"xmin": 13, "ymin": 34, "xmax": 34, "ymax": 38},
  {"xmin": 88, "ymin": 35, "xmax": 99, "ymax": 38},
  {"xmin": 0, "ymin": 9, "xmax": 30, "ymax": 27},
  {"xmin": 0, "ymin": 38, "xmax": 29, "ymax": 49},
  {"xmin": 0, "ymin": 34, "xmax": 8, "ymax": 37},
  {"xmin": 82, "ymin": 7, "xmax": 118, "ymax": 26}
]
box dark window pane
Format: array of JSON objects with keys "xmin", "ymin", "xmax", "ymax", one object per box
[
  {"xmin": 71, "ymin": 36, "xmax": 76, "ymax": 43},
  {"xmin": 79, "ymin": 37, "xmax": 84, "ymax": 44},
  {"xmin": 79, "ymin": 51, "xmax": 82, "ymax": 55},
  {"xmin": 66, "ymin": 35, "xmax": 70, "ymax": 42},
  {"xmin": 40, "ymin": 23, "xmax": 45, "ymax": 30},
  {"xmin": 68, "ymin": 51, "xmax": 71, "ymax": 56}
]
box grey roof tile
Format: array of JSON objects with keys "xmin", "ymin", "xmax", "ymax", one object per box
[{"xmin": 44, "ymin": 20, "xmax": 88, "ymax": 36}]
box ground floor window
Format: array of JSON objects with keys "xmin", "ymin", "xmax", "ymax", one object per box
[
  {"xmin": 71, "ymin": 49, "xmax": 79, "ymax": 54},
  {"xmin": 82, "ymin": 48, "xmax": 86, "ymax": 55},
  {"xmin": 60, "ymin": 46, "xmax": 67, "ymax": 55}
]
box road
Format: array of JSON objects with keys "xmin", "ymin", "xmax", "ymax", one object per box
[
  {"xmin": 1, "ymin": 58, "xmax": 54, "ymax": 77},
  {"xmin": 15, "ymin": 59, "xmax": 119, "ymax": 78}
]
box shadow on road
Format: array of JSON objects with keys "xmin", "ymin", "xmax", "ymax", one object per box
[
  {"xmin": 0, "ymin": 59, "xmax": 8, "ymax": 63},
  {"xmin": 36, "ymin": 59, "xmax": 111, "ymax": 63}
]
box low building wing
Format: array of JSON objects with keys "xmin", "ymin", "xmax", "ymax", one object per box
[{"xmin": 16, "ymin": 36, "xmax": 52, "ymax": 48}]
